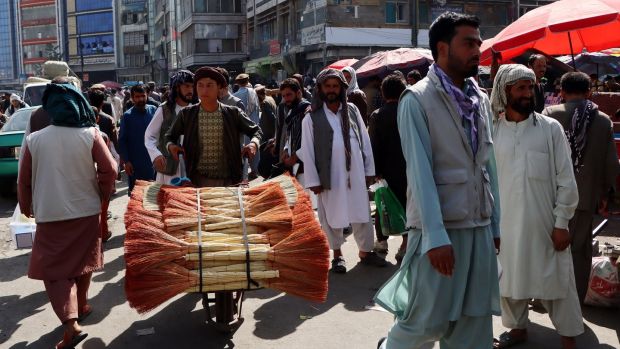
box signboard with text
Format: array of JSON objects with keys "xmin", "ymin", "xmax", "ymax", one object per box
[{"xmin": 301, "ymin": 24, "xmax": 325, "ymax": 46}]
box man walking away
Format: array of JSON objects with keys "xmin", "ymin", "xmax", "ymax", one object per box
[
  {"xmin": 491, "ymin": 64, "xmax": 582, "ymax": 349},
  {"xmin": 255, "ymin": 84, "xmax": 278, "ymax": 178},
  {"xmin": 375, "ymin": 12, "xmax": 501, "ymax": 349},
  {"xmin": 297, "ymin": 68, "xmax": 386, "ymax": 274},
  {"xmin": 368, "ymin": 74, "xmax": 408, "ymax": 264},
  {"xmin": 543, "ymin": 72, "xmax": 620, "ymax": 304},
  {"xmin": 118, "ymin": 85, "xmax": 157, "ymax": 193}
]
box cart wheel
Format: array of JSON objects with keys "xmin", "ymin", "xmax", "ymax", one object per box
[{"xmin": 202, "ymin": 291, "xmax": 245, "ymax": 333}]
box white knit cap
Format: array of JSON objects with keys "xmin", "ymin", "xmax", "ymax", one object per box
[
  {"xmin": 490, "ymin": 64, "xmax": 536, "ymax": 116},
  {"xmin": 10, "ymin": 93, "xmax": 20, "ymax": 102}
]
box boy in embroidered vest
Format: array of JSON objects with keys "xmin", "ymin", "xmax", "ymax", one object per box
[{"xmin": 297, "ymin": 68, "xmax": 385, "ymax": 273}]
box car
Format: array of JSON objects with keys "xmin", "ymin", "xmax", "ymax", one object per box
[
  {"xmin": 0, "ymin": 106, "xmax": 37, "ymax": 194},
  {"xmin": 23, "ymin": 82, "xmax": 47, "ymax": 107}
]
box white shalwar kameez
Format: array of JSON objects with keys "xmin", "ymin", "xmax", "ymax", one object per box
[
  {"xmin": 145, "ymin": 104, "xmax": 183, "ymax": 184},
  {"xmin": 494, "ymin": 112, "xmax": 583, "ymax": 337},
  {"xmin": 297, "ymin": 103, "xmax": 375, "ymax": 252}
]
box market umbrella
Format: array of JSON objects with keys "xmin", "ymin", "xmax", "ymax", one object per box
[
  {"xmin": 480, "ymin": 0, "xmax": 620, "ymax": 66},
  {"xmin": 351, "ymin": 48, "xmax": 434, "ymax": 79},
  {"xmin": 325, "ymin": 59, "xmax": 358, "ymax": 70},
  {"xmin": 557, "ymin": 51, "xmax": 620, "ymax": 76},
  {"xmin": 99, "ymin": 80, "xmax": 123, "ymax": 89}
]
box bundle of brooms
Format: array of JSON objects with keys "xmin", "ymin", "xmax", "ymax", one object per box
[{"xmin": 123, "ymin": 175, "xmax": 330, "ymax": 314}]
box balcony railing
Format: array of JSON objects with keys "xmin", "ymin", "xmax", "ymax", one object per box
[{"xmin": 20, "ymin": 0, "xmax": 55, "ymax": 7}]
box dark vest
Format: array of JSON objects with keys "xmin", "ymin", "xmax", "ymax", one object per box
[
  {"xmin": 157, "ymin": 102, "xmax": 180, "ymax": 175},
  {"xmin": 310, "ymin": 103, "xmax": 365, "ymax": 190}
]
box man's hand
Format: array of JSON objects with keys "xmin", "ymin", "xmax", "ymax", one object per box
[
  {"xmin": 153, "ymin": 155, "xmax": 166, "ymax": 172},
  {"xmin": 124, "ymin": 161, "xmax": 134, "ymax": 176},
  {"xmin": 265, "ymin": 138, "xmax": 276, "ymax": 156},
  {"xmin": 551, "ymin": 228, "xmax": 571, "ymax": 251},
  {"xmin": 241, "ymin": 142, "xmax": 258, "ymax": 160},
  {"xmin": 366, "ymin": 176, "xmax": 375, "ymax": 187},
  {"xmin": 168, "ymin": 144, "xmax": 183, "ymax": 161},
  {"xmin": 494, "ymin": 238, "xmax": 501, "ymax": 255},
  {"xmin": 427, "ymin": 245, "xmax": 455, "ymax": 276},
  {"xmin": 282, "ymin": 153, "xmax": 298, "ymax": 167},
  {"xmin": 309, "ymin": 186, "xmax": 323, "ymax": 195}
]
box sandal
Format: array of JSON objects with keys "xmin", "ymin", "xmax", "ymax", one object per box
[
  {"xmin": 102, "ymin": 231, "xmax": 112, "ymax": 242},
  {"xmin": 493, "ymin": 331, "xmax": 527, "ymax": 348},
  {"xmin": 56, "ymin": 331, "xmax": 88, "ymax": 349}
]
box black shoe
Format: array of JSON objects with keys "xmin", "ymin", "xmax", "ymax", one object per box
[
  {"xmin": 377, "ymin": 337, "xmax": 386, "ymax": 349},
  {"xmin": 360, "ymin": 251, "xmax": 388, "ymax": 267},
  {"xmin": 331, "ymin": 257, "xmax": 347, "ymax": 273}
]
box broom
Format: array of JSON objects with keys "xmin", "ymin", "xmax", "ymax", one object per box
[{"xmin": 126, "ymin": 259, "xmax": 328, "ymax": 313}]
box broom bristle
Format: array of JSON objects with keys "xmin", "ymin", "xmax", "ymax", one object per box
[{"xmin": 125, "ymin": 263, "xmax": 195, "ymax": 313}]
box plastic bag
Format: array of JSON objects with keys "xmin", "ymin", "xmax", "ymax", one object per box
[
  {"xmin": 584, "ymin": 256, "xmax": 620, "ymax": 308},
  {"xmin": 371, "ymin": 180, "xmax": 406, "ymax": 236}
]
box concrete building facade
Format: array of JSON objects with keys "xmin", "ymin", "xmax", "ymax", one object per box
[
  {"xmin": 66, "ymin": 0, "xmax": 116, "ymax": 84},
  {"xmin": 114, "ymin": 0, "xmax": 151, "ymax": 84},
  {"xmin": 0, "ymin": 0, "xmax": 20, "ymax": 88},
  {"xmin": 19, "ymin": 0, "xmax": 64, "ymax": 77}
]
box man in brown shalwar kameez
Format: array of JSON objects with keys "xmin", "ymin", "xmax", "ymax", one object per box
[
  {"xmin": 543, "ymin": 71, "xmax": 620, "ymax": 304},
  {"xmin": 18, "ymin": 81, "xmax": 117, "ymax": 349}
]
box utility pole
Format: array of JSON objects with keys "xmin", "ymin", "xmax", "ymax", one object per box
[
  {"xmin": 78, "ymin": 31, "xmax": 85, "ymax": 83},
  {"xmin": 162, "ymin": 2, "xmax": 168, "ymax": 82}
]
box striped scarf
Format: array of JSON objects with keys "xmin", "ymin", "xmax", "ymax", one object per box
[{"xmin": 566, "ymin": 100, "xmax": 597, "ymax": 173}]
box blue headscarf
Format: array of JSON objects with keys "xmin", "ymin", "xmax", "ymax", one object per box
[{"xmin": 43, "ymin": 83, "xmax": 96, "ymax": 128}]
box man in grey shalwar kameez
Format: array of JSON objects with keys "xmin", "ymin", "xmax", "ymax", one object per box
[
  {"xmin": 375, "ymin": 12, "xmax": 500, "ymax": 349},
  {"xmin": 491, "ymin": 64, "xmax": 583, "ymax": 349}
]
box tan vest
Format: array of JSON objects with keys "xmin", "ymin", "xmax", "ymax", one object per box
[
  {"xmin": 27, "ymin": 126, "xmax": 101, "ymax": 223},
  {"xmin": 404, "ymin": 70, "xmax": 495, "ymax": 230}
]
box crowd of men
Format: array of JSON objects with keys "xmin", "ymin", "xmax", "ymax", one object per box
[{"xmin": 11, "ymin": 9, "xmax": 620, "ymax": 349}]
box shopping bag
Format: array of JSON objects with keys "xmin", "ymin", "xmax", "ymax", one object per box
[
  {"xmin": 372, "ymin": 180, "xmax": 406, "ymax": 236},
  {"xmin": 585, "ymin": 256, "xmax": 620, "ymax": 308}
]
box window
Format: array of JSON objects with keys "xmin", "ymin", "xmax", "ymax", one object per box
[
  {"xmin": 78, "ymin": 34, "xmax": 114, "ymax": 55},
  {"xmin": 385, "ymin": 2, "xmax": 407, "ymax": 23},
  {"xmin": 123, "ymin": 31, "xmax": 148, "ymax": 46},
  {"xmin": 76, "ymin": 0, "xmax": 112, "ymax": 12},
  {"xmin": 22, "ymin": 24, "xmax": 56, "ymax": 41},
  {"xmin": 124, "ymin": 53, "xmax": 146, "ymax": 67},
  {"xmin": 195, "ymin": 38, "xmax": 241, "ymax": 53},
  {"xmin": 21, "ymin": 5, "xmax": 55, "ymax": 21},
  {"xmin": 77, "ymin": 12, "xmax": 114, "ymax": 34},
  {"xmin": 194, "ymin": 0, "xmax": 242, "ymax": 13}
]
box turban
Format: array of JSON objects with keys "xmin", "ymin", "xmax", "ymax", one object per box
[
  {"xmin": 490, "ymin": 64, "xmax": 536, "ymax": 116},
  {"xmin": 168, "ymin": 69, "xmax": 195, "ymax": 105}
]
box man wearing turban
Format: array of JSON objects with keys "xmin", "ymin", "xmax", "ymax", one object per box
[
  {"xmin": 145, "ymin": 70, "xmax": 195, "ymax": 184},
  {"xmin": 490, "ymin": 64, "xmax": 583, "ymax": 349},
  {"xmin": 297, "ymin": 68, "xmax": 385, "ymax": 273}
]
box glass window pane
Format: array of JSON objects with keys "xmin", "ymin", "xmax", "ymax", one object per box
[
  {"xmin": 195, "ymin": 0, "xmax": 206, "ymax": 13},
  {"xmin": 221, "ymin": 0, "xmax": 232, "ymax": 13},
  {"xmin": 77, "ymin": 12, "xmax": 114, "ymax": 34},
  {"xmin": 208, "ymin": 0, "xmax": 219, "ymax": 13},
  {"xmin": 78, "ymin": 34, "xmax": 114, "ymax": 55},
  {"xmin": 76, "ymin": 0, "xmax": 112, "ymax": 12},
  {"xmin": 385, "ymin": 3, "xmax": 395, "ymax": 23}
]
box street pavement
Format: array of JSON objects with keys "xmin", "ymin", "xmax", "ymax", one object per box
[{"xmin": 0, "ymin": 178, "xmax": 618, "ymax": 349}]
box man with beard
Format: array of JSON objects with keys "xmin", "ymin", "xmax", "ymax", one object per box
[
  {"xmin": 297, "ymin": 68, "xmax": 384, "ymax": 274},
  {"xmin": 272, "ymin": 78, "xmax": 311, "ymax": 179},
  {"xmin": 234, "ymin": 73, "xmax": 261, "ymax": 178},
  {"xmin": 375, "ymin": 13, "xmax": 500, "ymax": 349},
  {"xmin": 491, "ymin": 65, "xmax": 582, "ymax": 349},
  {"xmin": 528, "ymin": 54, "xmax": 547, "ymax": 113},
  {"xmin": 118, "ymin": 84, "xmax": 157, "ymax": 193},
  {"xmin": 144, "ymin": 70, "xmax": 195, "ymax": 185},
  {"xmin": 543, "ymin": 72, "xmax": 620, "ymax": 304}
]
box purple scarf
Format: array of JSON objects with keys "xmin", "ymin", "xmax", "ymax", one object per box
[{"xmin": 432, "ymin": 64, "xmax": 481, "ymax": 154}]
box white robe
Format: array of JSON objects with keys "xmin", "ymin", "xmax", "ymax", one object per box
[
  {"xmin": 297, "ymin": 102, "xmax": 375, "ymax": 229},
  {"xmin": 144, "ymin": 104, "xmax": 184, "ymax": 184},
  {"xmin": 494, "ymin": 113, "xmax": 579, "ymax": 300}
]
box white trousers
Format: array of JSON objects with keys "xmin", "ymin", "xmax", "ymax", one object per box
[
  {"xmin": 316, "ymin": 196, "xmax": 374, "ymax": 252},
  {"xmin": 501, "ymin": 270, "xmax": 584, "ymax": 337}
]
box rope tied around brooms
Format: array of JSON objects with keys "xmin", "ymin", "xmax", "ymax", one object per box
[
  {"xmin": 196, "ymin": 189, "xmax": 203, "ymax": 293},
  {"xmin": 238, "ymin": 185, "xmax": 259, "ymax": 290}
]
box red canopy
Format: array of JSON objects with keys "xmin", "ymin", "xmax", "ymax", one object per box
[
  {"xmin": 352, "ymin": 48, "xmax": 434, "ymax": 78},
  {"xmin": 480, "ymin": 0, "xmax": 620, "ymax": 65},
  {"xmin": 325, "ymin": 59, "xmax": 359, "ymax": 70}
]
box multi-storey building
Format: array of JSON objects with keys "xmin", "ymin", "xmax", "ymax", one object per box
[
  {"xmin": 245, "ymin": 0, "xmax": 520, "ymax": 79},
  {"xmin": 0, "ymin": 0, "xmax": 20, "ymax": 88},
  {"xmin": 64, "ymin": 0, "xmax": 116, "ymax": 84},
  {"xmin": 19, "ymin": 0, "xmax": 64, "ymax": 77},
  {"xmin": 175, "ymin": 0, "xmax": 247, "ymax": 76},
  {"xmin": 115, "ymin": 0, "xmax": 151, "ymax": 83}
]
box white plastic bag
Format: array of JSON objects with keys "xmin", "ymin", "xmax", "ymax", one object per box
[
  {"xmin": 9, "ymin": 204, "xmax": 36, "ymax": 249},
  {"xmin": 585, "ymin": 256, "xmax": 620, "ymax": 308}
]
